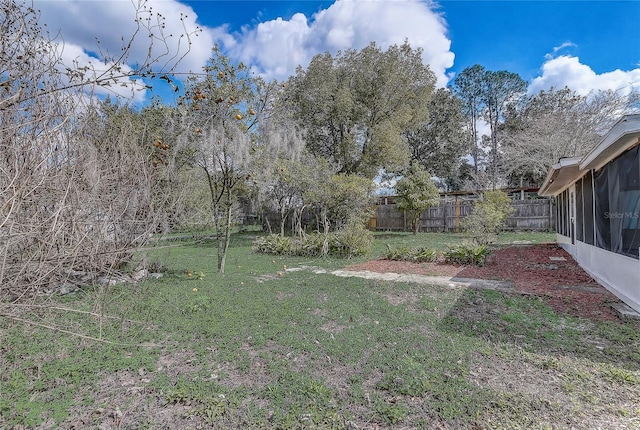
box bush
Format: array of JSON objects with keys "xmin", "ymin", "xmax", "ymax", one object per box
[
  {"xmin": 330, "ymin": 220, "xmax": 373, "ymax": 258},
  {"xmin": 383, "ymin": 245, "xmax": 413, "ymax": 261},
  {"xmin": 394, "ymin": 164, "xmax": 440, "ymax": 234},
  {"xmin": 296, "ymin": 233, "xmax": 325, "ymax": 257},
  {"xmin": 463, "ymin": 190, "xmax": 514, "ymax": 245},
  {"xmin": 443, "ymin": 243, "xmax": 488, "ymax": 266},
  {"xmin": 252, "ymin": 234, "xmax": 293, "ymax": 255},
  {"xmin": 253, "ymin": 221, "xmax": 373, "ymax": 258},
  {"xmin": 413, "ymin": 247, "xmax": 439, "ymax": 262}
]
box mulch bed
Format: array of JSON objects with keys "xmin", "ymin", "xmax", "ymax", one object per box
[{"xmin": 346, "ymin": 243, "xmax": 625, "ymax": 322}]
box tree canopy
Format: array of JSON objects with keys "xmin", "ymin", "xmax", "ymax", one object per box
[
  {"xmin": 284, "ymin": 41, "xmax": 437, "ymax": 178},
  {"xmin": 500, "ymin": 87, "xmax": 637, "ymax": 187},
  {"xmin": 405, "ymin": 87, "xmax": 466, "ymax": 178}
]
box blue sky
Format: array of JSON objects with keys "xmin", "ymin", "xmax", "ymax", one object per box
[
  {"xmin": 441, "ymin": 1, "xmax": 639, "ymax": 79},
  {"xmin": 32, "ymin": 0, "xmax": 640, "ymax": 102},
  {"xmin": 181, "ymin": 0, "xmax": 640, "ymax": 82}
]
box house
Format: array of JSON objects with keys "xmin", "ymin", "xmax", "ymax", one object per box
[{"xmin": 538, "ymin": 114, "xmax": 640, "ymax": 313}]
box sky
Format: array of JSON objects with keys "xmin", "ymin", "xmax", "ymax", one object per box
[{"xmin": 30, "ymin": 0, "xmax": 640, "ymax": 104}]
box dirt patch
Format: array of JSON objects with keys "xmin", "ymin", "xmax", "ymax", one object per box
[
  {"xmin": 346, "ymin": 243, "xmax": 624, "ymax": 322},
  {"xmin": 320, "ymin": 320, "xmax": 346, "ymax": 334},
  {"xmin": 68, "ymin": 368, "xmax": 199, "ymax": 430}
]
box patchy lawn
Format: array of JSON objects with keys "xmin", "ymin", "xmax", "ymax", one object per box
[
  {"xmin": 347, "ymin": 242, "xmax": 624, "ymax": 322},
  {"xmin": 1, "ymin": 232, "xmax": 638, "ymax": 429}
]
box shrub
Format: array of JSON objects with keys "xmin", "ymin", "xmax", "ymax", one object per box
[
  {"xmin": 413, "ymin": 247, "xmax": 438, "ymax": 262},
  {"xmin": 330, "ymin": 219, "xmax": 373, "ymax": 258},
  {"xmin": 296, "ymin": 233, "xmax": 325, "ymax": 257},
  {"xmin": 443, "ymin": 243, "xmax": 488, "ymax": 266},
  {"xmin": 383, "ymin": 245, "xmax": 413, "ymax": 261},
  {"xmin": 463, "ymin": 190, "xmax": 514, "ymax": 245},
  {"xmin": 394, "ymin": 164, "xmax": 440, "ymax": 234},
  {"xmin": 252, "ymin": 234, "xmax": 293, "ymax": 255},
  {"xmin": 253, "ymin": 221, "xmax": 373, "ymax": 258}
]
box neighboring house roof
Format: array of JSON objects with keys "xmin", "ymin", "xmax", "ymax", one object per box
[{"xmin": 539, "ymin": 114, "xmax": 640, "ymax": 197}]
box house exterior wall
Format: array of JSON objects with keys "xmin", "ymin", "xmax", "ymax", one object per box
[
  {"xmin": 574, "ymin": 241, "xmax": 640, "ymax": 313},
  {"xmin": 552, "ymin": 146, "xmax": 640, "ymax": 313},
  {"xmin": 541, "ymin": 115, "xmax": 640, "ymax": 313},
  {"xmin": 557, "ymin": 232, "xmax": 640, "ymax": 313}
]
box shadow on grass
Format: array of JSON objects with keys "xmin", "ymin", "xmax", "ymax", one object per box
[{"xmin": 438, "ymin": 287, "xmax": 640, "ymax": 370}]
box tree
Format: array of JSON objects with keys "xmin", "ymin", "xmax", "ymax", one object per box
[
  {"xmin": 450, "ymin": 65, "xmax": 527, "ymax": 189},
  {"xmin": 174, "ymin": 47, "xmax": 266, "ymax": 273},
  {"xmin": 463, "ymin": 190, "xmax": 514, "ymax": 245},
  {"xmin": 285, "ymin": 41, "xmax": 436, "ymax": 178},
  {"xmin": 394, "ymin": 164, "xmax": 440, "ymax": 234},
  {"xmin": 405, "ymin": 87, "xmax": 466, "ymax": 178},
  {"xmin": 248, "ymin": 87, "xmax": 308, "ymax": 235},
  {"xmin": 303, "ymin": 168, "xmax": 375, "ymax": 255},
  {"xmin": 268, "ymin": 158, "xmax": 308, "ymax": 236},
  {"xmin": 482, "ymin": 71, "xmax": 527, "ymax": 188},
  {"xmin": 500, "ymin": 87, "xmax": 639, "ymax": 187},
  {"xmin": 450, "ymin": 65, "xmax": 486, "ymax": 174},
  {"xmin": 0, "ymin": 0, "xmax": 196, "ymax": 297}
]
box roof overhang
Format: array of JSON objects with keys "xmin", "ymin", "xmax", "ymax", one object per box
[
  {"xmin": 580, "ymin": 114, "xmax": 640, "ymax": 171},
  {"xmin": 538, "ymin": 156, "xmax": 583, "ymax": 196},
  {"xmin": 539, "ymin": 114, "xmax": 640, "ymax": 197}
]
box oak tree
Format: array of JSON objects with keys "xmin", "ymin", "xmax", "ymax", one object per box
[{"xmin": 285, "ymin": 41, "xmax": 436, "ymax": 178}]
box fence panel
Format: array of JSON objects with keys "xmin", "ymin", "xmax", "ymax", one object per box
[{"xmin": 374, "ymin": 198, "xmax": 553, "ymax": 232}]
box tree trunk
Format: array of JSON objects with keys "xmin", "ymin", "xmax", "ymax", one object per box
[
  {"xmin": 321, "ymin": 208, "xmax": 330, "ymax": 256},
  {"xmin": 216, "ymin": 190, "xmax": 233, "ymax": 274},
  {"xmin": 279, "ymin": 205, "xmax": 287, "ymax": 236}
]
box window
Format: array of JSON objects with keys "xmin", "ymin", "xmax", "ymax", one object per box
[
  {"xmin": 575, "ymin": 178, "xmax": 583, "ymax": 242},
  {"xmin": 593, "ymin": 145, "xmax": 640, "ymax": 258},
  {"xmin": 556, "ymin": 192, "xmax": 564, "ymax": 235},
  {"xmin": 583, "ymin": 171, "xmax": 595, "ymax": 245},
  {"xmin": 615, "ymin": 145, "xmax": 640, "ymax": 257},
  {"xmin": 594, "ymin": 167, "xmax": 611, "ymax": 250},
  {"xmin": 561, "ymin": 189, "xmax": 571, "ymax": 237}
]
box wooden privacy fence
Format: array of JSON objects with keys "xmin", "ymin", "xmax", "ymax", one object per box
[{"xmin": 371, "ymin": 198, "xmax": 553, "ymax": 232}]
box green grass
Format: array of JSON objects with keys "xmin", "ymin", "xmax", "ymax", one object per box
[{"xmin": 1, "ymin": 230, "xmax": 637, "ymax": 429}]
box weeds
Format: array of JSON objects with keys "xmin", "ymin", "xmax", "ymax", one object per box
[{"xmin": 1, "ymin": 231, "xmax": 637, "ymax": 429}]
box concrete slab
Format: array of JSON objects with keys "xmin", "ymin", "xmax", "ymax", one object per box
[
  {"xmin": 610, "ymin": 303, "xmax": 640, "ymax": 320},
  {"xmin": 554, "ymin": 285, "xmax": 611, "ymax": 294}
]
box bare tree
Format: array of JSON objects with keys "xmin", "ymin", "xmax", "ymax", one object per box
[
  {"xmin": 501, "ymin": 87, "xmax": 639, "ymax": 187},
  {"xmin": 1, "ymin": 0, "xmax": 198, "ymax": 299}
]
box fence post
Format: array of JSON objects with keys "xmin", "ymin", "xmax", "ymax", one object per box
[
  {"xmin": 455, "ymin": 198, "xmax": 461, "ymax": 233},
  {"xmin": 403, "ymin": 209, "xmax": 407, "ymax": 232}
]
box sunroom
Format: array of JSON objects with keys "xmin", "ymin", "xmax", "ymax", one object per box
[{"xmin": 539, "ymin": 114, "xmax": 640, "ymax": 313}]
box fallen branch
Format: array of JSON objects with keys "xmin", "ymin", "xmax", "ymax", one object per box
[
  {"xmin": 3, "ymin": 303, "xmax": 151, "ymax": 326},
  {"xmin": 0, "ymin": 313, "xmax": 161, "ymax": 348}
]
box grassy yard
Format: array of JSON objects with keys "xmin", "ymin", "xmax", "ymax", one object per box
[{"xmin": 1, "ymin": 231, "xmax": 638, "ymax": 429}]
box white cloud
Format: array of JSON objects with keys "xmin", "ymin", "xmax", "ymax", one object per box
[
  {"xmin": 222, "ymin": 0, "xmax": 455, "ymax": 86},
  {"xmin": 30, "ymin": 0, "xmax": 454, "ymax": 104},
  {"xmin": 34, "ymin": 0, "xmax": 211, "ymax": 74},
  {"xmin": 544, "ymin": 41, "xmax": 576, "ymax": 60},
  {"xmin": 32, "ymin": 0, "xmax": 213, "ymax": 104},
  {"xmin": 529, "ymin": 55, "xmax": 640, "ymax": 96}
]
